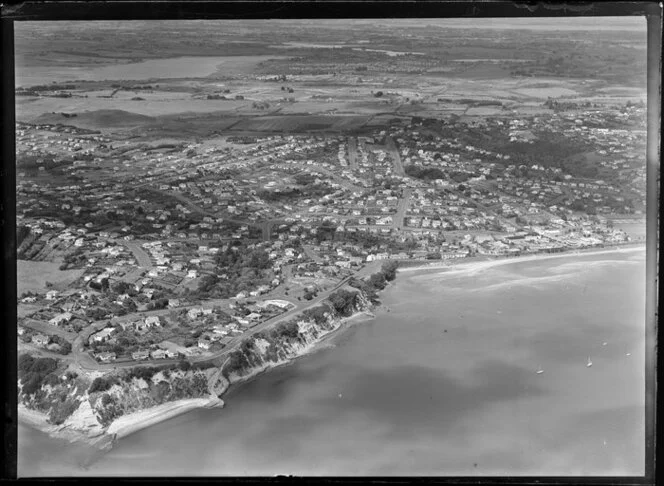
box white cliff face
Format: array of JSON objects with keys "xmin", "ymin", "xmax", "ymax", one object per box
[
  {"xmin": 227, "ymin": 293, "xmax": 373, "ymax": 384},
  {"xmin": 19, "ymin": 287, "xmax": 378, "ymax": 448},
  {"xmin": 61, "ymin": 398, "xmax": 105, "ymax": 438},
  {"xmin": 19, "ymin": 367, "xmax": 225, "ymax": 448}
]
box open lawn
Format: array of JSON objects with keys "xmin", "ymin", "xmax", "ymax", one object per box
[{"xmin": 17, "ymin": 260, "xmax": 85, "ymax": 296}]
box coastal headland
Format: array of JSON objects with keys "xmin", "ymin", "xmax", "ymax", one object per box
[{"xmin": 18, "ymin": 243, "xmax": 646, "ymax": 449}]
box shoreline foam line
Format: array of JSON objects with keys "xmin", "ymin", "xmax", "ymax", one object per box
[{"xmin": 398, "ymin": 245, "xmax": 646, "ymax": 275}]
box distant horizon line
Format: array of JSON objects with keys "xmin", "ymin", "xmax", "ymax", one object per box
[{"xmin": 17, "ymin": 17, "xmax": 646, "ymax": 32}]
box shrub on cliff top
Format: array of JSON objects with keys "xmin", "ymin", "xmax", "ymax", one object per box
[
  {"xmin": 240, "ymin": 339, "xmax": 254, "ymax": 354},
  {"xmin": 381, "ymin": 261, "xmax": 399, "ymax": 281},
  {"xmin": 88, "ymin": 376, "xmax": 118, "ymax": 394},
  {"xmin": 124, "ymin": 366, "xmax": 159, "ymax": 382},
  {"xmin": 192, "ymin": 361, "xmax": 215, "ymax": 370},
  {"xmin": 275, "ymin": 320, "xmax": 299, "ymax": 340},
  {"xmin": 328, "ymin": 289, "xmax": 359, "ymax": 317},
  {"xmin": 303, "ymin": 306, "xmax": 328, "ymax": 325},
  {"xmin": 223, "ymin": 350, "xmax": 250, "ymax": 378}
]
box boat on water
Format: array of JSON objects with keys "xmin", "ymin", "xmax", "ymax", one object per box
[
  {"xmin": 587, "ymin": 356, "xmax": 593, "ymax": 367},
  {"xmin": 536, "ymin": 365, "xmax": 544, "ymax": 374}
]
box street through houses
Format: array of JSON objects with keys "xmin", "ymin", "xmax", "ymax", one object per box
[
  {"xmin": 392, "ymin": 188, "xmax": 412, "ymax": 230},
  {"xmin": 122, "ymin": 240, "xmax": 153, "ymax": 269},
  {"xmin": 59, "ymin": 260, "xmax": 385, "ymax": 371}
]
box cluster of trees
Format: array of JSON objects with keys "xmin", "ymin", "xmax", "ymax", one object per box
[
  {"xmin": 293, "ymin": 173, "xmax": 318, "ymax": 186},
  {"xmin": 448, "ymin": 124, "xmax": 594, "ymax": 179},
  {"xmin": 270, "ymin": 320, "xmax": 300, "ymax": 340},
  {"xmin": 543, "ymin": 99, "xmax": 593, "ymax": 111},
  {"xmin": 349, "ymin": 261, "xmax": 398, "ymax": 301},
  {"xmin": 89, "ymin": 278, "xmax": 110, "ymax": 292},
  {"xmin": 328, "ymin": 289, "xmax": 360, "ymax": 316},
  {"xmin": 26, "ymin": 83, "xmax": 77, "ymax": 92},
  {"xmin": 146, "ymin": 298, "xmax": 169, "ymax": 311},
  {"xmin": 60, "ymin": 248, "xmax": 87, "ymax": 270},
  {"xmin": 258, "ymin": 182, "xmax": 333, "ymax": 202},
  {"xmin": 89, "ymin": 375, "xmax": 121, "ymax": 394},
  {"xmin": 303, "ymin": 306, "xmax": 329, "ymax": 325},
  {"xmin": 223, "ymin": 348, "xmax": 252, "ymax": 377},
  {"xmin": 405, "ymin": 165, "xmax": 446, "ymax": 181},
  {"xmin": 189, "ymin": 245, "xmax": 276, "ymax": 299},
  {"xmin": 18, "ymin": 354, "xmax": 59, "ymax": 396},
  {"xmin": 49, "ymin": 335, "xmax": 72, "ymax": 355}
]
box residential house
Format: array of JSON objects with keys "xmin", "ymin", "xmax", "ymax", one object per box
[
  {"xmin": 132, "ymin": 349, "xmax": 150, "ymax": 361},
  {"xmin": 32, "ymin": 334, "xmax": 49, "ymax": 346},
  {"xmin": 118, "ymin": 320, "xmax": 137, "ymax": 332},
  {"xmin": 144, "ymin": 316, "xmax": 161, "ymax": 327},
  {"xmin": 89, "ymin": 327, "xmax": 115, "ymax": 344},
  {"xmin": 150, "ymin": 349, "xmax": 167, "ymax": 360},
  {"xmin": 98, "ymin": 352, "xmax": 116, "ymax": 363},
  {"xmin": 45, "ymin": 290, "xmax": 59, "ymax": 301},
  {"xmin": 49, "ymin": 312, "xmax": 73, "ymax": 326}
]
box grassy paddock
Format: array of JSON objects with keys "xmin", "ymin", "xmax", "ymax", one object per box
[{"xmin": 17, "ymin": 260, "xmax": 85, "ymax": 295}]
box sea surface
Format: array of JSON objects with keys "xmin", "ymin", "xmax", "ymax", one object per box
[{"xmin": 18, "ymin": 249, "xmax": 647, "ymax": 476}]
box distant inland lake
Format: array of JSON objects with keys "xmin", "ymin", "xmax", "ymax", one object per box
[
  {"xmin": 15, "ymin": 56, "xmax": 283, "ymax": 85},
  {"xmin": 18, "ymin": 249, "xmax": 646, "ymax": 476}
]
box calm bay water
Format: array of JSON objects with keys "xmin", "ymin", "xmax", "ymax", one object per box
[{"xmin": 18, "ymin": 250, "xmax": 646, "ymax": 477}]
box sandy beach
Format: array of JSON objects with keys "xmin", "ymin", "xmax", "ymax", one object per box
[
  {"xmin": 398, "ymin": 245, "xmax": 646, "ymax": 276},
  {"xmin": 106, "ymin": 396, "xmax": 224, "ymax": 439}
]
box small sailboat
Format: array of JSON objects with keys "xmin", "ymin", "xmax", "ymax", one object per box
[
  {"xmin": 536, "ymin": 365, "xmax": 544, "ymax": 375},
  {"xmin": 586, "ymin": 356, "xmax": 593, "ymax": 368}
]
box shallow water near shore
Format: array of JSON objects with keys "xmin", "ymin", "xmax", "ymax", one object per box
[{"xmin": 18, "ymin": 249, "xmax": 646, "ymax": 476}]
